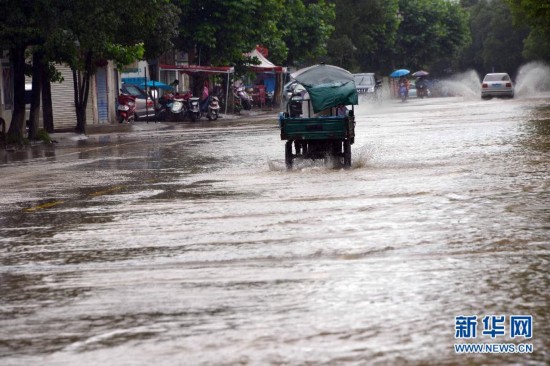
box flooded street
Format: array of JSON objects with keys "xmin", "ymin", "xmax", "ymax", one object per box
[{"xmin": 1, "ymin": 94, "xmax": 549, "ymax": 365}]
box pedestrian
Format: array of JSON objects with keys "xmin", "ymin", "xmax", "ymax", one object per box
[
  {"xmin": 170, "ymin": 79, "xmax": 179, "ymax": 93},
  {"xmin": 200, "ymin": 80, "xmax": 210, "ymax": 112}
]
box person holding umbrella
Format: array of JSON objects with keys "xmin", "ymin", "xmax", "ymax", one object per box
[
  {"xmin": 390, "ymin": 69, "xmax": 410, "ymax": 99},
  {"xmin": 413, "ymin": 71, "xmax": 430, "ymax": 98},
  {"xmin": 398, "ymin": 76, "xmax": 409, "ymax": 98}
]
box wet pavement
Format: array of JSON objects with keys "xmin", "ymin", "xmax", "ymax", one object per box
[{"xmin": 0, "ymin": 93, "xmax": 549, "ymax": 365}]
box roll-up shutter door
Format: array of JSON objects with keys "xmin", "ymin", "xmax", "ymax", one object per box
[
  {"xmin": 51, "ymin": 65, "xmax": 94, "ymax": 131},
  {"xmin": 95, "ymin": 67, "xmax": 109, "ymax": 123}
]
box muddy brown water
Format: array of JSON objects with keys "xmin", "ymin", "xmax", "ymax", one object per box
[{"xmin": 1, "ymin": 94, "xmax": 549, "ymax": 365}]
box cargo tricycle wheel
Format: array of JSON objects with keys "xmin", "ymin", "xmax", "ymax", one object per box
[
  {"xmin": 285, "ymin": 141, "xmax": 293, "ymax": 169},
  {"xmin": 343, "ymin": 140, "xmax": 351, "ymax": 168}
]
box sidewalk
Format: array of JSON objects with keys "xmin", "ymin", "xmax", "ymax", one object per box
[
  {"xmin": 0, "ymin": 109, "xmax": 280, "ymax": 157},
  {"xmin": 48, "ymin": 109, "xmax": 279, "ymax": 146}
]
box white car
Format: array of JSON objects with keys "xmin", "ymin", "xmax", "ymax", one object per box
[
  {"xmin": 353, "ymin": 73, "xmax": 376, "ymax": 95},
  {"xmin": 481, "ymin": 73, "xmax": 514, "ymax": 99},
  {"xmin": 408, "ymin": 84, "xmax": 417, "ymax": 98}
]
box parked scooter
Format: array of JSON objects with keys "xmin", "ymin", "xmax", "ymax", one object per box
[
  {"xmin": 159, "ymin": 91, "xmax": 192, "ymax": 121},
  {"xmin": 206, "ymin": 95, "xmax": 220, "ymax": 120},
  {"xmin": 117, "ymin": 92, "xmax": 136, "ymax": 123},
  {"xmin": 155, "ymin": 93, "xmax": 172, "ymax": 121},
  {"xmin": 233, "ymin": 85, "xmax": 252, "ymax": 111},
  {"xmin": 187, "ymin": 96, "xmax": 201, "ymax": 121}
]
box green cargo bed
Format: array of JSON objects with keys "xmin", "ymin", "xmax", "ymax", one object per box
[{"xmin": 280, "ymin": 115, "xmax": 354, "ymax": 141}]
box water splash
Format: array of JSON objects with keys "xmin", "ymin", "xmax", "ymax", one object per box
[
  {"xmin": 514, "ymin": 61, "xmax": 550, "ymax": 97},
  {"xmin": 437, "ymin": 70, "xmax": 481, "ymax": 99},
  {"xmin": 353, "ymin": 143, "xmax": 377, "ymax": 169}
]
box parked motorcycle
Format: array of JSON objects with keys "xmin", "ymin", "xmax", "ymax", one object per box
[
  {"xmin": 155, "ymin": 94, "xmax": 171, "ymax": 121},
  {"xmin": 206, "ymin": 95, "xmax": 220, "ymax": 120},
  {"xmin": 117, "ymin": 92, "xmax": 136, "ymax": 123},
  {"xmin": 233, "ymin": 85, "xmax": 252, "ymax": 112},
  {"xmin": 159, "ymin": 91, "xmax": 192, "ymax": 121},
  {"xmin": 187, "ymin": 96, "xmax": 201, "ymax": 121}
]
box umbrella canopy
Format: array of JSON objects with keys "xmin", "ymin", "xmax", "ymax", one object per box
[
  {"xmin": 412, "ymin": 70, "xmax": 429, "ymax": 77},
  {"xmin": 390, "ymin": 69, "xmax": 410, "ymax": 78},
  {"xmin": 290, "ymin": 64, "xmax": 358, "ymax": 113},
  {"xmin": 140, "ymin": 80, "xmax": 173, "ymax": 90}
]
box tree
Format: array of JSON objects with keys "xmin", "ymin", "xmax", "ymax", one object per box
[
  {"xmin": 175, "ymin": 0, "xmax": 282, "ymax": 67},
  {"xmin": 174, "ymin": 0, "xmax": 335, "ymax": 69},
  {"xmin": 327, "ymin": 0, "xmax": 399, "ymax": 73},
  {"xmin": 0, "ymin": 0, "xmax": 42, "ymax": 143},
  {"xmin": 1, "ymin": 0, "xmax": 178, "ymax": 141},
  {"xmin": 507, "ymin": 0, "xmax": 550, "ymax": 60},
  {"xmin": 458, "ymin": 0, "xmax": 530, "ymax": 77},
  {"xmin": 54, "ymin": 0, "xmax": 144, "ymax": 134},
  {"xmin": 394, "ymin": 0, "xmax": 470, "ymax": 73},
  {"xmin": 277, "ymin": 0, "xmax": 335, "ymax": 67}
]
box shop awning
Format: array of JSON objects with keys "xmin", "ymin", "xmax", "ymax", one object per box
[
  {"xmin": 245, "ymin": 48, "xmax": 285, "ymax": 73},
  {"xmin": 159, "ymin": 64, "xmax": 234, "ymax": 74}
]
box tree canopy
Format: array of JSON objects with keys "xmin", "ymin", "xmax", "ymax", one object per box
[
  {"xmin": 507, "ymin": 0, "xmax": 550, "ymax": 60},
  {"xmin": 458, "ymin": 0, "xmax": 530, "ymax": 77},
  {"xmin": 327, "ymin": 0, "xmax": 399, "ymax": 72},
  {"xmin": 324, "ymin": 0, "xmax": 471, "ymax": 74},
  {"xmin": 173, "ymin": 0, "xmax": 334, "ymax": 68}
]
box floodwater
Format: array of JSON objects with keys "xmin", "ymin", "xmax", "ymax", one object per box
[{"xmin": 1, "ymin": 77, "xmax": 549, "ymax": 364}]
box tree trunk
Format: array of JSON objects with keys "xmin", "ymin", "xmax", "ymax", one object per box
[
  {"xmin": 72, "ymin": 68, "xmax": 83, "ymax": 133},
  {"xmin": 28, "ymin": 50, "xmax": 43, "ymax": 140},
  {"xmin": 7, "ymin": 45, "xmax": 28, "ymax": 143},
  {"xmin": 41, "ymin": 64, "xmax": 54, "ymax": 133},
  {"xmin": 73, "ymin": 52, "xmax": 92, "ymax": 135}
]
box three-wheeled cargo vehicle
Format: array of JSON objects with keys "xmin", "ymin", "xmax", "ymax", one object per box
[{"xmin": 279, "ymin": 64, "xmax": 358, "ymax": 169}]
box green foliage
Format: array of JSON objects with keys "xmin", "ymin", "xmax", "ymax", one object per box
[
  {"xmin": 394, "ymin": 0, "xmax": 470, "ymax": 73},
  {"xmin": 175, "ymin": 0, "xmax": 282, "ymax": 66},
  {"xmin": 458, "ymin": 0, "xmax": 530, "ymax": 76},
  {"xmin": 174, "ymin": 0, "xmax": 334, "ymax": 68},
  {"xmin": 522, "ymin": 27, "xmax": 550, "ymax": 60},
  {"xmin": 327, "ymin": 0, "xmax": 399, "ymax": 72},
  {"xmin": 0, "ymin": 0, "xmax": 41, "ymax": 48},
  {"xmin": 37, "ymin": 129, "xmax": 52, "ymax": 144},
  {"xmin": 507, "ymin": 0, "xmax": 550, "ymax": 30},
  {"xmin": 279, "ymin": 0, "xmax": 336, "ymax": 67},
  {"xmin": 507, "ymin": 0, "xmax": 550, "ymax": 61},
  {"xmin": 107, "ymin": 43, "xmax": 145, "ymax": 69},
  {"xmin": 325, "ymin": 0, "xmax": 470, "ymax": 74}
]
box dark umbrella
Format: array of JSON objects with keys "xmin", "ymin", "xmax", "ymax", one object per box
[
  {"xmin": 412, "ymin": 70, "xmax": 429, "ymax": 77},
  {"xmin": 390, "ymin": 69, "xmax": 410, "ymax": 78}
]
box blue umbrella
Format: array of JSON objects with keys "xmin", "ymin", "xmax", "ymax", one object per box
[
  {"xmin": 390, "ymin": 69, "xmax": 410, "ymax": 78},
  {"xmin": 140, "ymin": 80, "xmax": 173, "ymax": 90}
]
